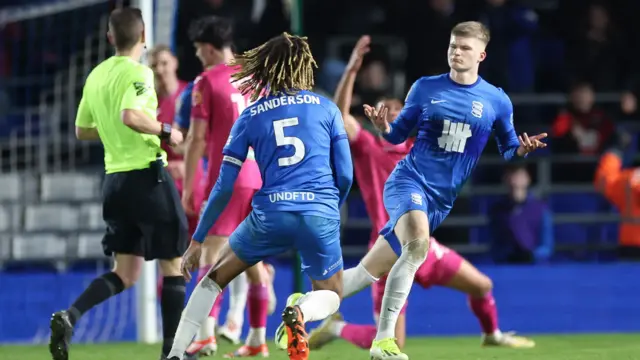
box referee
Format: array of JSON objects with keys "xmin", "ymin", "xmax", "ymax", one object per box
[{"xmin": 48, "ymin": 8, "xmax": 195, "ymax": 360}]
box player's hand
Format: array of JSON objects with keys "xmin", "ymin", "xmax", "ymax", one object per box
[
  {"xmin": 517, "ymin": 132, "xmax": 547, "ymax": 156},
  {"xmin": 169, "ymin": 128, "xmax": 184, "ymax": 147},
  {"xmin": 181, "ymin": 240, "xmax": 202, "ymax": 282},
  {"xmin": 346, "ymin": 35, "xmax": 371, "ymax": 73},
  {"xmin": 363, "ymin": 103, "xmax": 391, "ymax": 134},
  {"xmin": 182, "ymin": 189, "xmax": 197, "ymax": 216}
]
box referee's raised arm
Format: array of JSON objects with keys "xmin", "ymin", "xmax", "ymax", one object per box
[{"xmin": 50, "ymin": 7, "xmax": 196, "ymax": 360}]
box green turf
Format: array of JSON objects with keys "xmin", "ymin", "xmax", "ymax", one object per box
[{"xmin": 2, "ymin": 334, "xmax": 639, "ymax": 360}]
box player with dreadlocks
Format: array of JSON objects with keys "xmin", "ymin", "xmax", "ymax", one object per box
[{"xmin": 168, "ymin": 33, "xmax": 353, "ymax": 360}]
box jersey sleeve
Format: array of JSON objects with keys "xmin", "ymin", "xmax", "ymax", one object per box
[
  {"xmin": 384, "ymin": 78, "xmax": 422, "ymax": 144},
  {"xmin": 331, "ymin": 107, "xmax": 348, "ymax": 143},
  {"xmin": 492, "ymin": 90, "xmax": 521, "ymax": 161},
  {"xmin": 191, "ymin": 76, "xmax": 211, "ymax": 122},
  {"xmin": 75, "ymin": 88, "xmax": 95, "ymax": 128},
  {"xmin": 174, "ymin": 83, "xmax": 193, "ymax": 129},
  {"xmin": 222, "ymin": 112, "xmax": 250, "ymax": 166},
  {"xmin": 119, "ymin": 66, "xmax": 156, "ymax": 111}
]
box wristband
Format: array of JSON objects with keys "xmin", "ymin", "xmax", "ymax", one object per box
[{"xmin": 160, "ymin": 123, "xmax": 172, "ymax": 140}]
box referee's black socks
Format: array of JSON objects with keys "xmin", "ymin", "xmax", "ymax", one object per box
[
  {"xmin": 67, "ymin": 272, "xmax": 125, "ymax": 326},
  {"xmin": 161, "ymin": 276, "xmax": 186, "ymax": 356}
]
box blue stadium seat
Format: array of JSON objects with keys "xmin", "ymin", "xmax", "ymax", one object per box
[
  {"xmin": 547, "ymin": 192, "xmax": 607, "ymax": 213},
  {"xmin": 469, "ymin": 194, "xmax": 503, "ymax": 214}
]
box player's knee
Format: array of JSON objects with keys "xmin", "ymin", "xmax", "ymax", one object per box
[
  {"xmin": 403, "ymin": 236, "xmax": 430, "ymax": 264},
  {"xmin": 158, "ymin": 258, "xmax": 182, "ymax": 277},
  {"xmin": 469, "ymin": 274, "xmax": 493, "ymax": 297},
  {"xmin": 112, "ymin": 269, "xmax": 139, "ymax": 288}
]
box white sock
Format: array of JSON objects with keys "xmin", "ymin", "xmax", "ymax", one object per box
[
  {"xmin": 343, "ymin": 263, "xmax": 379, "ymax": 298},
  {"xmin": 375, "ymin": 239, "xmax": 428, "ymax": 341},
  {"xmin": 168, "ymin": 277, "xmax": 222, "ymax": 359},
  {"xmin": 245, "ymin": 327, "xmax": 266, "ymax": 347},
  {"xmin": 226, "ymin": 272, "xmax": 248, "ymax": 328},
  {"xmin": 294, "ymin": 290, "xmax": 340, "ymax": 323},
  {"xmin": 197, "ymin": 317, "xmax": 216, "ymax": 341},
  {"xmin": 328, "ymin": 320, "xmax": 346, "ymax": 337}
]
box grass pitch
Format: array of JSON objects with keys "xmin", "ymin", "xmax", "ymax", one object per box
[{"xmin": 1, "ymin": 334, "xmax": 638, "ymax": 360}]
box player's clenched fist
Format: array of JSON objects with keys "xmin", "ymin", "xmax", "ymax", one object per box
[
  {"xmin": 516, "ymin": 132, "xmax": 547, "ymax": 156},
  {"xmin": 364, "ymin": 103, "xmax": 391, "ymax": 134}
]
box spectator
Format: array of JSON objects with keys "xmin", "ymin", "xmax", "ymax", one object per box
[
  {"xmin": 490, "ymin": 164, "xmax": 554, "ymax": 264},
  {"xmin": 551, "ymin": 82, "xmax": 614, "ymax": 155},
  {"xmin": 566, "ymin": 3, "xmax": 626, "ymax": 91},
  {"xmin": 477, "ymin": 0, "xmax": 538, "ymax": 92},
  {"xmin": 594, "ymin": 132, "xmax": 640, "ymax": 260},
  {"xmin": 403, "ymin": 0, "xmax": 458, "ymax": 84},
  {"xmin": 352, "ymin": 56, "xmax": 390, "ymax": 109}
]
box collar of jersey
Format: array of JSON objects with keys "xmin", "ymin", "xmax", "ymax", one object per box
[{"xmin": 446, "ymin": 73, "xmax": 482, "ymax": 88}]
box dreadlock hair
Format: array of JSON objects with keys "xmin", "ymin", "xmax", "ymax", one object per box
[{"xmin": 230, "ymin": 32, "xmax": 317, "ymax": 102}]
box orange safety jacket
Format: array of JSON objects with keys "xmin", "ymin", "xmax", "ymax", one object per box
[{"xmin": 594, "ymin": 151, "xmax": 640, "ymax": 247}]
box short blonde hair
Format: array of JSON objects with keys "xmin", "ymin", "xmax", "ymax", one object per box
[
  {"xmin": 451, "ymin": 21, "xmax": 491, "ymax": 45},
  {"xmin": 148, "ymin": 44, "xmax": 173, "ymax": 58}
]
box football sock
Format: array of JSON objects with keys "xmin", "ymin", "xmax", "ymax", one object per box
[
  {"xmin": 195, "ymin": 266, "xmax": 219, "ymax": 341},
  {"xmin": 468, "ymin": 292, "xmax": 499, "ymax": 334},
  {"xmin": 246, "ymin": 327, "xmax": 267, "ymax": 347},
  {"xmin": 169, "ymin": 277, "xmax": 221, "ymax": 359},
  {"xmin": 248, "ymin": 283, "xmax": 268, "ymax": 328},
  {"xmin": 68, "ymin": 272, "xmax": 125, "ymax": 326},
  {"xmin": 340, "ymin": 323, "xmax": 376, "ymax": 349},
  {"xmin": 294, "ymin": 290, "xmax": 340, "ymax": 323},
  {"xmin": 161, "ymin": 276, "xmax": 186, "ymax": 356},
  {"xmin": 375, "ymin": 239, "xmax": 428, "ymax": 341},
  {"xmin": 343, "ymin": 263, "xmax": 379, "ymax": 298},
  {"xmin": 226, "ymin": 272, "xmax": 248, "ymax": 328}
]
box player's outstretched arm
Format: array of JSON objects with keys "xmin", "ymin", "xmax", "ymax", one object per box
[
  {"xmin": 364, "ymin": 79, "xmax": 422, "ymax": 144},
  {"xmin": 493, "ymin": 93, "xmax": 546, "ymax": 160},
  {"xmin": 334, "ymin": 35, "xmax": 370, "ymax": 141}
]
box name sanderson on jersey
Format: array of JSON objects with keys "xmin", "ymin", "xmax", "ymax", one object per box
[{"xmin": 249, "ymin": 94, "xmax": 320, "ymax": 116}]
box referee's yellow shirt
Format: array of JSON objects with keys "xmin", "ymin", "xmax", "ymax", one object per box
[{"xmin": 75, "ymin": 56, "xmax": 167, "ymax": 174}]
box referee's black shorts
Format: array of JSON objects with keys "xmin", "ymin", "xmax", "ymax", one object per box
[{"xmin": 101, "ymin": 163, "xmax": 189, "ymax": 261}]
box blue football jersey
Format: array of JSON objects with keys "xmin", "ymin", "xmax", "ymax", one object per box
[
  {"xmin": 387, "ymin": 74, "xmax": 520, "ymax": 212},
  {"xmin": 223, "ymin": 90, "xmax": 348, "ymax": 219}
]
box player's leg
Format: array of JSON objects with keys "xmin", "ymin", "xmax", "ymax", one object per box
[
  {"xmin": 142, "ymin": 168, "xmax": 194, "ymax": 359},
  {"xmin": 222, "ymin": 263, "xmax": 270, "ymax": 358},
  {"xmin": 49, "ymin": 172, "xmax": 144, "ymax": 360},
  {"xmin": 370, "ymin": 182, "xmax": 433, "ymax": 360},
  {"xmin": 277, "ymin": 235, "xmax": 400, "ymax": 351},
  {"xmin": 169, "ymin": 211, "xmax": 285, "ymax": 359},
  {"xmin": 342, "ymin": 235, "xmax": 398, "ymax": 298},
  {"xmin": 185, "ymin": 234, "xmax": 226, "ymax": 356},
  {"xmin": 308, "ymin": 272, "xmax": 405, "ymax": 351},
  {"xmin": 444, "ymin": 258, "xmax": 535, "ymax": 348},
  {"xmin": 219, "ymin": 189, "xmax": 270, "ymax": 347},
  {"xmin": 280, "ymin": 215, "xmax": 343, "ymax": 360}
]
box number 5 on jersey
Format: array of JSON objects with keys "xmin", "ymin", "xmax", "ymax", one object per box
[{"xmin": 273, "ymin": 117, "xmax": 305, "ymax": 166}]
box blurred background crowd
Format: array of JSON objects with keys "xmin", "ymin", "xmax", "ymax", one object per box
[{"xmin": 2, "ymin": 0, "xmax": 640, "ymax": 265}]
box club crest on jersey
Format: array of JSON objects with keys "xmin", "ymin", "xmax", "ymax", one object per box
[{"xmin": 471, "ymin": 101, "xmax": 483, "ymax": 118}]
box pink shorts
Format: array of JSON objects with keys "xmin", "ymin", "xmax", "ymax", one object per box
[
  {"xmin": 172, "ymin": 160, "xmax": 206, "ymax": 236},
  {"xmin": 199, "ymin": 187, "xmax": 256, "ymax": 237},
  {"xmin": 372, "ymin": 239, "xmax": 463, "ymax": 316}
]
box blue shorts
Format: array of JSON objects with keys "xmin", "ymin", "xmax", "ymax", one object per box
[
  {"xmin": 379, "ymin": 177, "xmax": 449, "ymax": 257},
  {"xmin": 229, "ymin": 211, "xmax": 343, "ymax": 280}
]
